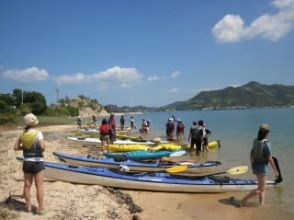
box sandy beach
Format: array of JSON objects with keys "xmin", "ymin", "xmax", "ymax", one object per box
[{"xmin": 0, "ymin": 125, "xmax": 256, "ymax": 220}]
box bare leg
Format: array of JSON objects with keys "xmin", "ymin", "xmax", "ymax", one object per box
[
  {"xmin": 34, "ymin": 171, "xmax": 44, "ymax": 212},
  {"xmin": 241, "ymin": 174, "xmax": 266, "ymax": 205},
  {"xmin": 23, "ymin": 173, "xmax": 33, "ymax": 212},
  {"xmin": 257, "ymin": 175, "xmax": 266, "ymax": 205}
]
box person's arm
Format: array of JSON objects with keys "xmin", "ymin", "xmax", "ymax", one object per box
[
  {"xmin": 268, "ymin": 156, "xmax": 279, "ymax": 178},
  {"xmin": 14, "ymin": 138, "xmax": 22, "ymax": 151},
  {"xmin": 37, "ymin": 132, "xmax": 46, "ymax": 152},
  {"xmin": 39, "ymin": 139, "xmax": 46, "ymax": 152}
]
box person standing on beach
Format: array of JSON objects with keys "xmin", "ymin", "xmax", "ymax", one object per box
[
  {"xmin": 120, "ymin": 115, "xmax": 125, "ymax": 130},
  {"xmin": 202, "ymin": 121, "xmax": 211, "ymax": 151},
  {"xmin": 188, "ymin": 120, "xmax": 204, "ymax": 155},
  {"xmin": 76, "ymin": 116, "xmax": 82, "ymax": 129},
  {"xmin": 176, "ymin": 119, "xmax": 185, "ymax": 141},
  {"xmin": 14, "ymin": 113, "xmax": 46, "ymax": 214},
  {"xmin": 140, "ymin": 119, "xmax": 148, "ymax": 134},
  {"xmin": 166, "ymin": 118, "xmax": 175, "ymax": 140},
  {"xmin": 92, "ymin": 115, "xmax": 97, "ymax": 126},
  {"xmin": 237, "ymin": 124, "xmax": 279, "ymax": 207},
  {"xmin": 130, "ymin": 116, "xmax": 136, "ymax": 130},
  {"xmin": 100, "ymin": 118, "xmax": 111, "ymax": 153},
  {"xmin": 108, "ymin": 113, "xmax": 116, "ymax": 143}
]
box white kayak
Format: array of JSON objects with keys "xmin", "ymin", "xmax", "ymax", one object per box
[{"xmin": 66, "ymin": 137, "xmax": 169, "ymax": 145}]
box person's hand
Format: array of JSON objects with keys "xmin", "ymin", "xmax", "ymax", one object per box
[{"xmin": 275, "ymin": 170, "xmax": 279, "ymax": 178}]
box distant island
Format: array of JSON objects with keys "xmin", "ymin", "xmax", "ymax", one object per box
[
  {"xmin": 107, "ymin": 81, "xmax": 294, "ymax": 112},
  {"xmin": 1, "ymin": 81, "xmax": 294, "ymax": 123}
]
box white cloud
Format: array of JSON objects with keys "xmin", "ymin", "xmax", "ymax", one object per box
[
  {"xmin": 93, "ymin": 66, "xmax": 142, "ymax": 88},
  {"xmin": 147, "ymin": 75, "xmax": 160, "ymax": 81},
  {"xmin": 171, "ymin": 71, "xmax": 181, "ymax": 78},
  {"xmin": 212, "ymin": 0, "xmax": 294, "ymax": 42},
  {"xmin": 56, "ymin": 66, "xmax": 142, "ymax": 88},
  {"xmin": 272, "ymin": 0, "xmax": 294, "ymax": 8},
  {"xmin": 169, "ymin": 88, "xmax": 179, "ymax": 94},
  {"xmin": 56, "ymin": 73, "xmax": 89, "ymax": 85},
  {"xmin": 2, "ymin": 67, "xmax": 49, "ymax": 82}
]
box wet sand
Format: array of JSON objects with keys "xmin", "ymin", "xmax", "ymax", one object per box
[
  {"xmin": 0, "ymin": 124, "xmax": 257, "ymax": 220},
  {"xmin": 126, "ymin": 191, "xmax": 255, "ymax": 220}
]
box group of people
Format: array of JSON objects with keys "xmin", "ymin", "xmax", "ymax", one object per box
[
  {"xmin": 13, "ymin": 113, "xmax": 280, "ymax": 215},
  {"xmin": 165, "ymin": 117, "xmax": 185, "ymax": 141},
  {"xmin": 165, "ymin": 118, "xmax": 211, "ymax": 154}
]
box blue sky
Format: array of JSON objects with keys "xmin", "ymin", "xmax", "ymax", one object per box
[{"xmin": 0, "ymin": 0, "xmax": 293, "ymax": 107}]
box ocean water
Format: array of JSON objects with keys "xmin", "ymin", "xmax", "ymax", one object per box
[{"xmin": 123, "ymin": 108, "xmax": 294, "ymax": 219}]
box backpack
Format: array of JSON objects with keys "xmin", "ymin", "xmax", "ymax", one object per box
[
  {"xmin": 100, "ymin": 124, "xmax": 110, "ymax": 135},
  {"xmin": 250, "ymin": 139, "xmax": 270, "ymax": 164},
  {"xmin": 191, "ymin": 126, "xmax": 203, "ymax": 140}
]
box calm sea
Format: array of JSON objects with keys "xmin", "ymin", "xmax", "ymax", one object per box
[{"xmin": 122, "ymin": 107, "xmax": 294, "ymax": 220}]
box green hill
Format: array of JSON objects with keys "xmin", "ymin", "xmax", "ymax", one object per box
[{"xmin": 160, "ymin": 81, "xmax": 294, "ymax": 111}]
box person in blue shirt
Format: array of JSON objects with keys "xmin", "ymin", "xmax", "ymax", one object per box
[{"xmin": 237, "ymin": 124, "xmax": 279, "ymax": 207}]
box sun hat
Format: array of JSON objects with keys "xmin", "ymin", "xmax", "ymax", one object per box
[
  {"xmin": 260, "ymin": 123, "xmax": 270, "ymax": 131},
  {"xmin": 24, "ymin": 113, "xmax": 39, "ymax": 126}
]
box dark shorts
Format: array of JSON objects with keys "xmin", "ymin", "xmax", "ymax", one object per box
[
  {"xmin": 23, "ymin": 161, "xmax": 45, "ymax": 174},
  {"xmin": 252, "ymin": 163, "xmax": 268, "ymax": 175}
]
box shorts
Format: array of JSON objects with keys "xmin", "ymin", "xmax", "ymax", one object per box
[
  {"xmin": 252, "ymin": 163, "xmax": 268, "ymax": 175},
  {"xmin": 101, "ymin": 135, "xmax": 110, "ymax": 146},
  {"xmin": 23, "ymin": 161, "xmax": 45, "ymax": 174}
]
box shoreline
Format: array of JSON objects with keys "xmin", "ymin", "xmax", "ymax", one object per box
[{"xmin": 1, "ymin": 124, "xmax": 258, "ymax": 220}]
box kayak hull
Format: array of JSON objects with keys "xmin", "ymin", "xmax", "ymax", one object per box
[
  {"xmin": 43, "ymin": 161, "xmax": 276, "ymax": 193},
  {"xmin": 104, "ymin": 150, "xmax": 181, "ymax": 160},
  {"xmin": 66, "ymin": 137, "xmax": 169, "ymax": 146},
  {"xmin": 109, "ymin": 143, "xmax": 182, "ymax": 152},
  {"xmin": 53, "ymin": 152, "xmax": 219, "ymax": 174}
]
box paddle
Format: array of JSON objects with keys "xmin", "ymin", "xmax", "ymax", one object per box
[
  {"xmin": 118, "ymin": 164, "xmax": 188, "ymax": 173},
  {"xmin": 273, "ymin": 156, "xmax": 282, "ymax": 183},
  {"xmin": 164, "ymin": 165, "xmax": 188, "ymax": 173},
  {"xmin": 171, "ymin": 165, "xmax": 249, "ymax": 177}
]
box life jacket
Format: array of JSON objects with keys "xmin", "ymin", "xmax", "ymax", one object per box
[
  {"xmin": 250, "ymin": 139, "xmax": 270, "ymax": 164},
  {"xmin": 166, "ymin": 122, "xmax": 174, "ymax": 131},
  {"xmin": 190, "ymin": 125, "xmax": 203, "ymax": 140},
  {"xmin": 20, "ymin": 129, "xmax": 43, "ymax": 158},
  {"xmin": 177, "ymin": 123, "xmax": 184, "ymax": 133},
  {"xmin": 100, "ymin": 124, "xmax": 111, "ymax": 136}
]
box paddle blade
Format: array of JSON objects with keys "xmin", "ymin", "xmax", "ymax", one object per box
[
  {"xmin": 226, "ymin": 166, "xmax": 248, "ymax": 175},
  {"xmin": 273, "ymin": 156, "xmax": 283, "ymax": 183},
  {"xmin": 165, "ymin": 165, "xmax": 188, "ymax": 173}
]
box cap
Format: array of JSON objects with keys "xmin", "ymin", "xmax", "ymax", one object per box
[
  {"xmin": 177, "ymin": 118, "xmax": 181, "ymax": 122},
  {"xmin": 24, "ymin": 113, "xmax": 39, "ymax": 126},
  {"xmin": 198, "ymin": 120, "xmax": 204, "ymax": 126},
  {"xmin": 260, "ymin": 124, "xmax": 270, "ymax": 131}
]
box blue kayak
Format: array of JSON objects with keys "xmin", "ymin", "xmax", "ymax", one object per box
[
  {"xmin": 53, "ymin": 151, "xmax": 221, "ymax": 174},
  {"xmin": 38, "ymin": 160, "xmax": 277, "ymax": 193},
  {"xmin": 104, "ymin": 150, "xmax": 185, "ymax": 160}
]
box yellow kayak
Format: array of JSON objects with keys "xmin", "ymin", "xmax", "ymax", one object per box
[
  {"xmin": 109, "ymin": 144, "xmax": 150, "ymax": 152},
  {"xmin": 109, "ymin": 143, "xmax": 182, "ymax": 152}
]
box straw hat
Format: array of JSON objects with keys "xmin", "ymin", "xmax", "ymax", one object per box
[{"xmin": 24, "ymin": 113, "xmax": 39, "ymax": 126}]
